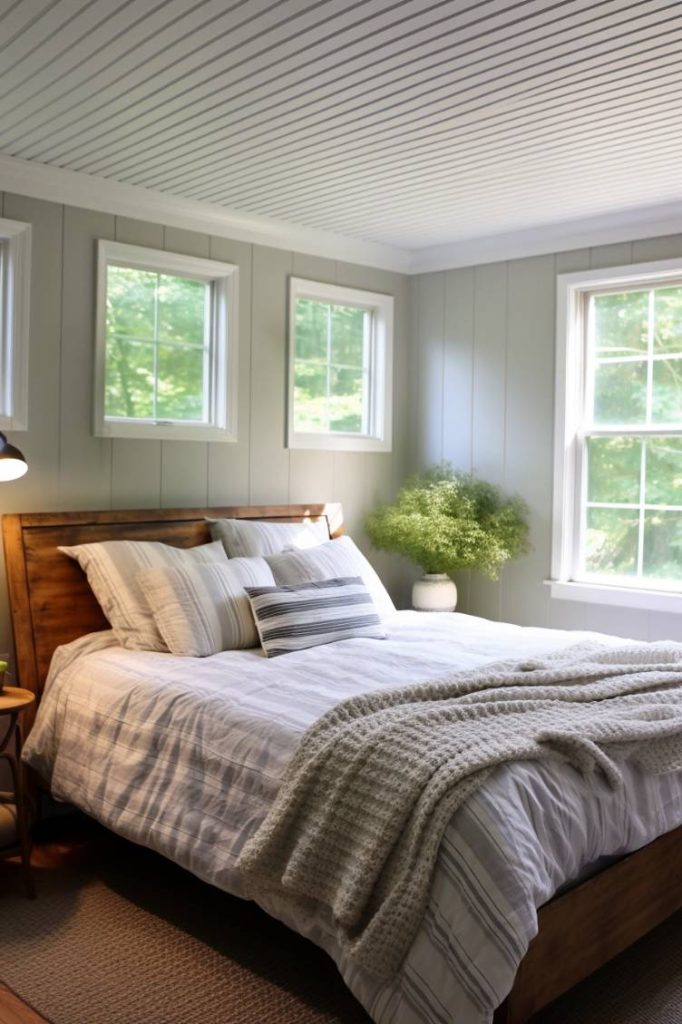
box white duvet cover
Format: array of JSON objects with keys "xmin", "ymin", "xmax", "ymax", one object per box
[{"xmin": 23, "ymin": 612, "xmax": 682, "ymax": 1024}]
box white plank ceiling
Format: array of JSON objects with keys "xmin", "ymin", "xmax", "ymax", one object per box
[{"xmin": 0, "ymin": 0, "xmax": 680, "ymax": 251}]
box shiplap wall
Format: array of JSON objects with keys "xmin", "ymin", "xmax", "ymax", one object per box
[
  {"xmin": 410, "ymin": 234, "xmax": 682, "ymax": 643},
  {"xmin": 0, "ymin": 191, "xmax": 412, "ymax": 662}
]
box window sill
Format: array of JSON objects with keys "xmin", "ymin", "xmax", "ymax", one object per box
[
  {"xmin": 95, "ymin": 422, "xmax": 237, "ymax": 442},
  {"xmin": 288, "ymin": 433, "xmax": 392, "ymax": 453},
  {"xmin": 545, "ymin": 579, "xmax": 682, "ymax": 613}
]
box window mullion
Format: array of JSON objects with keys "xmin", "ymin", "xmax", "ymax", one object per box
[
  {"xmin": 152, "ymin": 273, "xmax": 159, "ymax": 422},
  {"xmin": 636, "ymin": 440, "xmax": 646, "ymax": 579},
  {"xmin": 325, "ymin": 304, "xmax": 332, "ymax": 432}
]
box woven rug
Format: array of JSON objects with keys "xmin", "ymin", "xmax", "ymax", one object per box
[{"xmin": 0, "ymin": 834, "xmax": 679, "ymax": 1024}]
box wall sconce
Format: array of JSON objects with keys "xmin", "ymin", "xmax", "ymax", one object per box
[{"xmin": 0, "ymin": 433, "xmax": 27, "ymax": 481}]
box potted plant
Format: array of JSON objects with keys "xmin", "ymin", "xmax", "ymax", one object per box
[{"xmin": 366, "ymin": 464, "xmax": 529, "ymax": 611}]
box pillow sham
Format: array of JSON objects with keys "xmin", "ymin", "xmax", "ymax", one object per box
[
  {"xmin": 138, "ymin": 558, "xmax": 275, "ymax": 657},
  {"xmin": 265, "ymin": 536, "xmax": 396, "ymax": 618},
  {"xmin": 245, "ymin": 576, "xmax": 386, "ymax": 658},
  {"xmin": 207, "ymin": 517, "xmax": 329, "ymax": 558},
  {"xmin": 59, "ymin": 539, "xmax": 228, "ymax": 652}
]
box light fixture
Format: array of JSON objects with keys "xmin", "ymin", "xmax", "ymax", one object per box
[{"xmin": 0, "ymin": 433, "xmax": 27, "ymax": 481}]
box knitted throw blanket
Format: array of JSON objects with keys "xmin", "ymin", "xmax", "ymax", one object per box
[{"xmin": 237, "ymin": 642, "xmax": 682, "ymax": 978}]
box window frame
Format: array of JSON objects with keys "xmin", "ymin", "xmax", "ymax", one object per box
[
  {"xmin": 0, "ymin": 218, "xmax": 31, "ymax": 431},
  {"xmin": 287, "ymin": 277, "xmax": 393, "ymax": 453},
  {"xmin": 94, "ymin": 240, "xmax": 238, "ymax": 442},
  {"xmin": 551, "ymin": 257, "xmax": 682, "ymax": 613}
]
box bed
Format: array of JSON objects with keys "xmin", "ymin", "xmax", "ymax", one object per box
[{"xmin": 3, "ymin": 504, "xmax": 682, "ymax": 1024}]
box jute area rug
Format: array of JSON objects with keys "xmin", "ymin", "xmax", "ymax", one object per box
[{"xmin": 0, "ymin": 832, "xmax": 680, "ymax": 1024}]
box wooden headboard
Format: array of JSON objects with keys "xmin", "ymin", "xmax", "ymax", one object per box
[{"xmin": 2, "ymin": 503, "xmax": 343, "ymax": 720}]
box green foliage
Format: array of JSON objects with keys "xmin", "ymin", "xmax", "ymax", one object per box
[
  {"xmin": 293, "ymin": 298, "xmax": 367, "ymax": 435},
  {"xmin": 365, "ymin": 465, "xmax": 530, "ymax": 578},
  {"xmin": 105, "ymin": 266, "xmax": 207, "ymax": 422}
]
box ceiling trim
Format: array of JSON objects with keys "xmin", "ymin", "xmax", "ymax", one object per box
[
  {"xmin": 410, "ymin": 202, "xmax": 682, "ymax": 272},
  {"xmin": 0, "ymin": 153, "xmax": 411, "ymax": 274},
  {"xmin": 1, "ymin": 154, "xmax": 682, "ymax": 276}
]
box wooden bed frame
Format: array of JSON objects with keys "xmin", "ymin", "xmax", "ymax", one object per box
[{"xmin": 2, "ymin": 505, "xmax": 681, "ymax": 1024}]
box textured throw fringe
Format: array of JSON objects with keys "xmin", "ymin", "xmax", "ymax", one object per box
[{"xmin": 237, "ymin": 641, "xmax": 682, "ymax": 978}]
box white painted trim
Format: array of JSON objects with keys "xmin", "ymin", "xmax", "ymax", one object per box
[
  {"xmin": 0, "ymin": 154, "xmax": 409, "ymax": 274},
  {"xmin": 551, "ymin": 256, "xmax": 682, "ymax": 607},
  {"xmin": 546, "ymin": 580, "xmax": 682, "ymax": 614},
  {"xmin": 94, "ymin": 240, "xmax": 239, "ymax": 442},
  {"xmin": 287, "ymin": 277, "xmax": 393, "ymax": 453},
  {"xmin": 0, "ymin": 217, "xmax": 31, "ymax": 431},
  {"xmin": 410, "ymin": 202, "xmax": 682, "ymax": 272}
]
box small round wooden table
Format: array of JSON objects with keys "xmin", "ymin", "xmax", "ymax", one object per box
[{"xmin": 0, "ymin": 686, "xmax": 35, "ymax": 898}]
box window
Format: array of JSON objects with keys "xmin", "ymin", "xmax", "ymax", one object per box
[
  {"xmin": 95, "ymin": 241, "xmax": 238, "ymax": 441},
  {"xmin": 0, "ymin": 218, "xmax": 31, "ymax": 431},
  {"xmin": 552, "ymin": 259, "xmax": 682, "ymax": 611},
  {"xmin": 287, "ymin": 277, "xmax": 393, "ymax": 452}
]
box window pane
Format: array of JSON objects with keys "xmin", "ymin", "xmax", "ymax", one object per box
[
  {"xmin": 651, "ymin": 357, "xmax": 682, "ymax": 424},
  {"xmin": 105, "ymin": 338, "xmax": 154, "ymax": 418},
  {"xmin": 643, "ymin": 510, "xmax": 682, "ymax": 581},
  {"xmin": 585, "ymin": 507, "xmax": 639, "ymax": 576},
  {"xmin": 156, "ymin": 344, "xmax": 205, "ymax": 421},
  {"xmin": 295, "ymin": 299, "xmax": 328, "ymax": 361},
  {"xmin": 587, "ymin": 436, "xmax": 641, "ymax": 504},
  {"xmin": 293, "ymin": 360, "xmax": 328, "ymax": 432},
  {"xmin": 330, "ymin": 304, "xmax": 366, "ymax": 367},
  {"xmin": 654, "ymin": 287, "xmax": 682, "ymax": 354},
  {"xmin": 329, "ymin": 366, "xmax": 364, "ymax": 433},
  {"xmin": 157, "ymin": 275, "xmax": 206, "ymax": 345},
  {"xmin": 592, "ymin": 360, "xmax": 647, "ymax": 424},
  {"xmin": 106, "ymin": 266, "xmax": 156, "ymax": 341},
  {"xmin": 593, "ymin": 291, "xmax": 648, "ymax": 356},
  {"xmin": 646, "ymin": 437, "xmax": 682, "ymax": 506}
]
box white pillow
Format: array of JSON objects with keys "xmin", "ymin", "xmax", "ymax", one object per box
[
  {"xmin": 59, "ymin": 539, "xmax": 228, "ymax": 652},
  {"xmin": 207, "ymin": 517, "xmax": 329, "ymax": 558},
  {"xmin": 246, "ymin": 576, "xmax": 386, "ymax": 658},
  {"xmin": 265, "ymin": 537, "xmax": 396, "ymax": 619},
  {"xmin": 138, "ymin": 558, "xmax": 275, "ymax": 657}
]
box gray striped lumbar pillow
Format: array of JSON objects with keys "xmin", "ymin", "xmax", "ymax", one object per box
[{"xmin": 245, "ymin": 576, "xmax": 386, "ymax": 658}]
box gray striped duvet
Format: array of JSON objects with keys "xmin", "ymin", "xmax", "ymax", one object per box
[{"xmin": 24, "ymin": 612, "xmax": 682, "ymax": 1024}]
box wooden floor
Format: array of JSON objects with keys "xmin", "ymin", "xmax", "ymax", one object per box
[{"xmin": 0, "ymin": 985, "xmax": 47, "ymax": 1024}]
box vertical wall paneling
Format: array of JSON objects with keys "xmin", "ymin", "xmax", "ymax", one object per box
[
  {"xmin": 59, "ymin": 206, "xmax": 115, "ymax": 509},
  {"xmin": 469, "ymin": 262, "xmax": 507, "ymax": 621},
  {"xmin": 442, "ymin": 266, "xmax": 474, "ymax": 472},
  {"xmin": 249, "ymin": 245, "xmax": 293, "ymax": 505}
]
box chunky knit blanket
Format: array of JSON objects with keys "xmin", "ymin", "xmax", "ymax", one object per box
[{"xmin": 237, "ymin": 642, "xmax": 682, "ymax": 978}]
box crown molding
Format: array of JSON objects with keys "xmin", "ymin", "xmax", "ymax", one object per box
[
  {"xmin": 409, "ymin": 202, "xmax": 682, "ymax": 273},
  {"xmin": 0, "ymin": 153, "xmax": 411, "ymax": 274}
]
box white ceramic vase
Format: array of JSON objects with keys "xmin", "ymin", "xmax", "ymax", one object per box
[{"xmin": 412, "ymin": 573, "xmax": 458, "ymax": 612}]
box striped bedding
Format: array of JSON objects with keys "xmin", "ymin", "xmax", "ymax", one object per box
[{"xmin": 23, "ymin": 612, "xmax": 682, "ymax": 1024}]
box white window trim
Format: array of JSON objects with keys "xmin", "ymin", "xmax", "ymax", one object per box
[
  {"xmin": 551, "ymin": 256, "xmax": 682, "ymax": 613},
  {"xmin": 287, "ymin": 277, "xmax": 393, "ymax": 453},
  {"xmin": 0, "ymin": 218, "xmax": 31, "ymax": 431},
  {"xmin": 94, "ymin": 240, "xmax": 238, "ymax": 442}
]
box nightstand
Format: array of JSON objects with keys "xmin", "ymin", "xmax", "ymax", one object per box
[{"xmin": 0, "ymin": 686, "xmax": 35, "ymax": 897}]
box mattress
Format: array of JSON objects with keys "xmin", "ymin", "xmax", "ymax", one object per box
[{"xmin": 23, "ymin": 611, "xmax": 682, "ymax": 1024}]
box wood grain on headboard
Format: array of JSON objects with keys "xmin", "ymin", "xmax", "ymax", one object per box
[{"xmin": 2, "ymin": 503, "xmax": 343, "ymax": 724}]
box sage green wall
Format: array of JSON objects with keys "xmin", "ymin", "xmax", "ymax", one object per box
[
  {"xmin": 0, "ymin": 191, "xmax": 413, "ymax": 664},
  {"xmin": 410, "ymin": 235, "xmax": 682, "ymax": 643}
]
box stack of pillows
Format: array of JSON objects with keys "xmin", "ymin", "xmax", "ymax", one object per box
[{"xmin": 59, "ymin": 519, "xmax": 394, "ymax": 659}]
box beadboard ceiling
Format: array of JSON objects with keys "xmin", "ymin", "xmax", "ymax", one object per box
[{"xmin": 1, "ymin": 0, "xmax": 681, "ymax": 261}]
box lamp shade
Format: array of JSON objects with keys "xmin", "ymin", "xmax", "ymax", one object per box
[{"xmin": 0, "ymin": 433, "xmax": 27, "ymax": 481}]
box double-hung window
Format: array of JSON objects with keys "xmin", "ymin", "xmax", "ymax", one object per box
[
  {"xmin": 552, "ymin": 259, "xmax": 682, "ymax": 611},
  {"xmin": 0, "ymin": 218, "xmax": 31, "ymax": 430},
  {"xmin": 95, "ymin": 241, "xmax": 238, "ymax": 441},
  {"xmin": 287, "ymin": 278, "xmax": 393, "ymax": 452}
]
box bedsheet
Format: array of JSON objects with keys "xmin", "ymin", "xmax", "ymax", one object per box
[{"xmin": 23, "ymin": 612, "xmax": 682, "ymax": 1024}]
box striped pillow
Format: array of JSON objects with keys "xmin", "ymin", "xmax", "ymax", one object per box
[
  {"xmin": 138, "ymin": 558, "xmax": 275, "ymax": 657},
  {"xmin": 207, "ymin": 517, "xmax": 329, "ymax": 557},
  {"xmin": 245, "ymin": 576, "xmax": 386, "ymax": 658},
  {"xmin": 59, "ymin": 540, "xmax": 228, "ymax": 652},
  {"xmin": 265, "ymin": 536, "xmax": 396, "ymax": 619}
]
